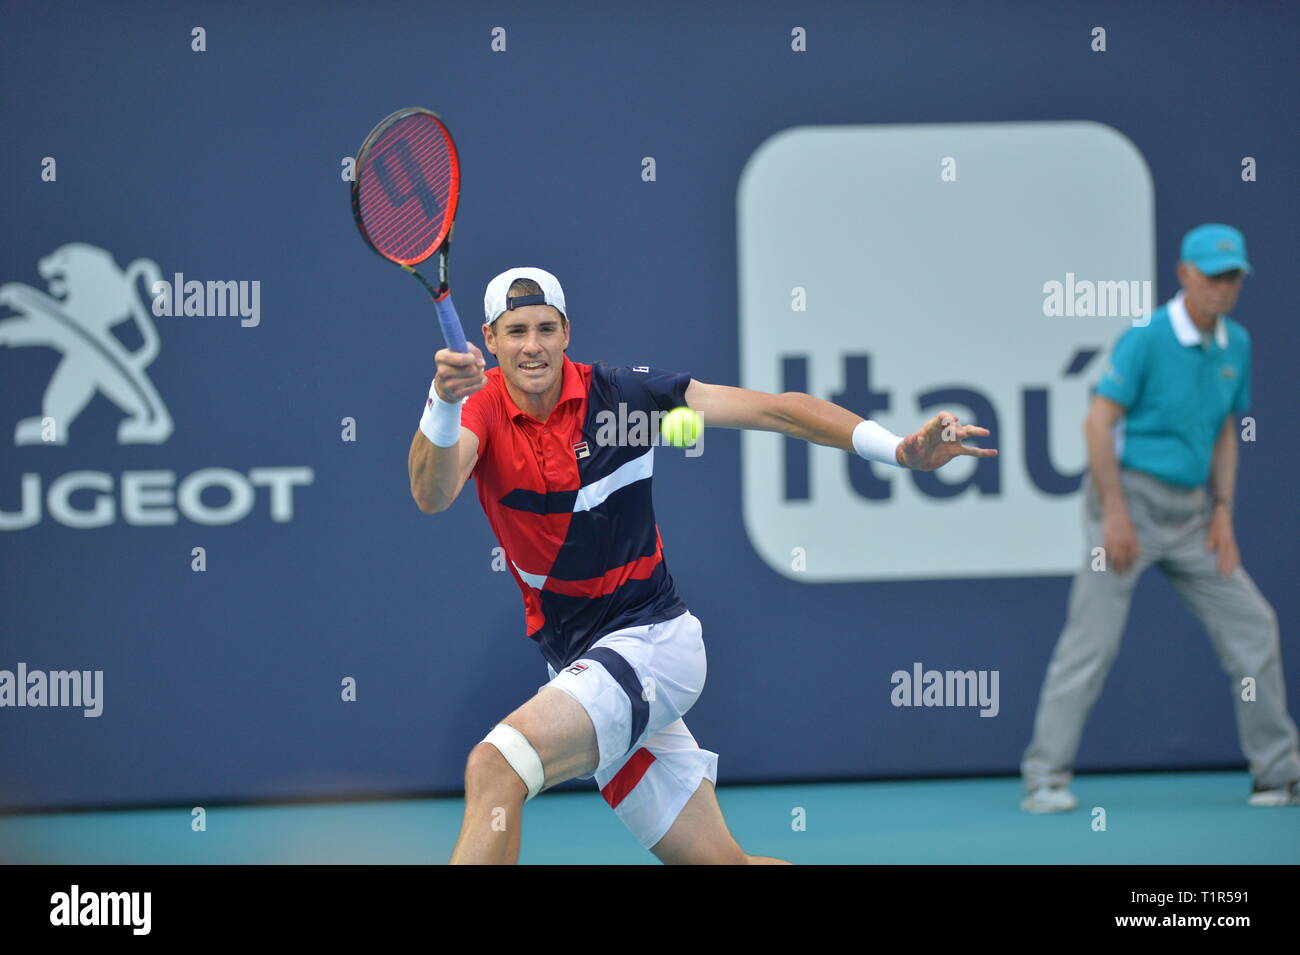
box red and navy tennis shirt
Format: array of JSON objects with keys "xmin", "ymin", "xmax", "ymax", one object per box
[{"xmin": 461, "ymin": 355, "xmax": 691, "ymax": 670}]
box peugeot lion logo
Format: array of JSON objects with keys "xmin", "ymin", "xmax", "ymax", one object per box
[
  {"xmin": 0, "ymin": 242, "xmax": 172, "ymax": 445},
  {"xmin": 2, "ymin": 243, "xmax": 314, "ymax": 530}
]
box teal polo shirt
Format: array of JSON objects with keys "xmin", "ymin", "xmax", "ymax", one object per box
[{"xmin": 1094, "ymin": 291, "xmax": 1251, "ymax": 488}]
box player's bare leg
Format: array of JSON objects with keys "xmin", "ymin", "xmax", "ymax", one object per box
[
  {"xmin": 449, "ymin": 686, "xmax": 599, "ymax": 864},
  {"xmin": 650, "ymin": 779, "xmax": 791, "ymax": 865}
]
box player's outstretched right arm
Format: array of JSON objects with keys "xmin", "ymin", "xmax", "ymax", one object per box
[{"xmin": 409, "ymin": 344, "xmax": 486, "ymax": 514}]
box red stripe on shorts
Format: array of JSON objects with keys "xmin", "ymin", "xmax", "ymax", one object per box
[{"xmin": 600, "ymin": 747, "xmax": 657, "ymax": 809}]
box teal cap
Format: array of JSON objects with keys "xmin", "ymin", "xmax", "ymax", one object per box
[{"xmin": 1180, "ymin": 223, "xmax": 1252, "ymax": 276}]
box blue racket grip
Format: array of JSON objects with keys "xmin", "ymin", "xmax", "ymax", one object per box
[{"xmin": 433, "ymin": 293, "xmax": 469, "ymax": 354}]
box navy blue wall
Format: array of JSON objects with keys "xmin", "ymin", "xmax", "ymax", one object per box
[{"xmin": 2, "ymin": 0, "xmax": 1295, "ymax": 810}]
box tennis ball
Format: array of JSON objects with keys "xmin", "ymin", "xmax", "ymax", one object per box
[{"xmin": 660, "ymin": 407, "xmax": 703, "ymax": 448}]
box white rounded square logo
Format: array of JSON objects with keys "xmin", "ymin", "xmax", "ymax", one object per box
[{"xmin": 737, "ymin": 122, "xmax": 1154, "ymax": 581}]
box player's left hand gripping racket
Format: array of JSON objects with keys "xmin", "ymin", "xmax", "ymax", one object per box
[{"xmin": 351, "ymin": 107, "xmax": 467, "ymax": 353}]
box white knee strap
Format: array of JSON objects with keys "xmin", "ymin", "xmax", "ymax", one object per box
[{"xmin": 483, "ymin": 724, "xmax": 545, "ymax": 802}]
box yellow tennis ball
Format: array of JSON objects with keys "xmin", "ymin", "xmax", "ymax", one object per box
[{"xmin": 660, "ymin": 407, "xmax": 703, "ymax": 448}]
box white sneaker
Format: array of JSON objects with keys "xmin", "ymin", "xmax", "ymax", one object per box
[
  {"xmin": 1247, "ymin": 780, "xmax": 1299, "ymax": 807},
  {"xmin": 1021, "ymin": 785, "xmax": 1078, "ymax": 813}
]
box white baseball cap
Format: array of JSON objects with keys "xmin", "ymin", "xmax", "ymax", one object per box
[{"xmin": 483, "ymin": 267, "xmax": 567, "ymax": 326}]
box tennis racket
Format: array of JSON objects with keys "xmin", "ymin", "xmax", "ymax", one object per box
[{"xmin": 351, "ymin": 107, "xmax": 467, "ymax": 353}]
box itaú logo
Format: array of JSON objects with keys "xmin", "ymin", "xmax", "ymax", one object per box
[{"xmin": 0, "ymin": 467, "xmax": 314, "ymax": 530}]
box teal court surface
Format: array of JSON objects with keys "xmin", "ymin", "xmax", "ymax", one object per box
[{"xmin": 3, "ymin": 771, "xmax": 1295, "ymax": 864}]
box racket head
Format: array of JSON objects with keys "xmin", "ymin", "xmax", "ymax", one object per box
[{"xmin": 351, "ymin": 107, "xmax": 461, "ymax": 267}]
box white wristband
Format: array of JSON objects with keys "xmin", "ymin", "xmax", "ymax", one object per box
[
  {"xmin": 852, "ymin": 420, "xmax": 905, "ymax": 467},
  {"xmin": 419, "ymin": 378, "xmax": 464, "ymax": 447}
]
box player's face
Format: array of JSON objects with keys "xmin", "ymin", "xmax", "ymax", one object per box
[
  {"xmin": 485, "ymin": 306, "xmax": 570, "ymax": 394},
  {"xmin": 1178, "ymin": 262, "xmax": 1244, "ymax": 321}
]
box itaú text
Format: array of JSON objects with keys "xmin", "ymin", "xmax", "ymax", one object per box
[{"xmin": 0, "ymin": 467, "xmax": 314, "ymax": 530}]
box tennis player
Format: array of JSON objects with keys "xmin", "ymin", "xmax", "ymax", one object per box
[{"xmin": 409, "ymin": 267, "xmax": 996, "ymax": 864}]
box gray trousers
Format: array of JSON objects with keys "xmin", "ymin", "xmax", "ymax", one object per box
[{"xmin": 1022, "ymin": 467, "xmax": 1300, "ymax": 792}]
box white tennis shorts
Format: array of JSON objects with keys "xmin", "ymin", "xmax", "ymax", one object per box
[{"xmin": 544, "ymin": 610, "xmax": 719, "ymax": 849}]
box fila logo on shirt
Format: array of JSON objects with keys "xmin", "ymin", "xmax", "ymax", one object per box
[
  {"xmin": 566, "ymin": 662, "xmax": 589, "ymax": 675},
  {"xmin": 573, "ymin": 441, "xmax": 590, "ymax": 459}
]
